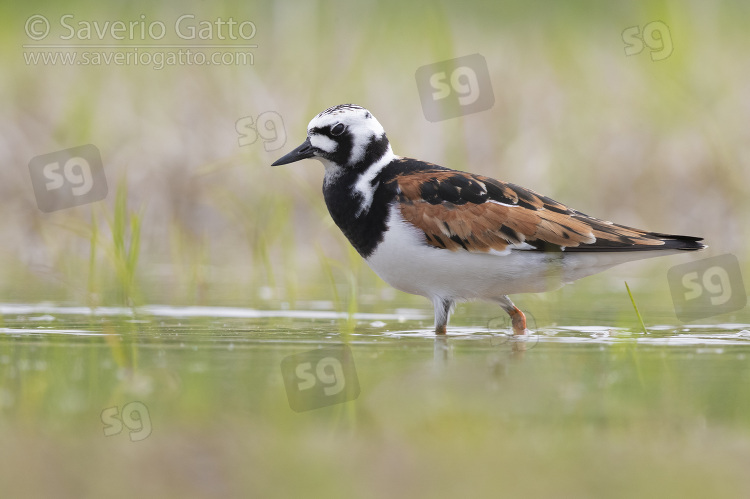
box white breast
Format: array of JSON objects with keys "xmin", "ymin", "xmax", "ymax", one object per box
[{"xmin": 364, "ymin": 206, "xmax": 557, "ymax": 300}]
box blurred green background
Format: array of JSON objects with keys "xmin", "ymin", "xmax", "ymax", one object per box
[
  {"xmin": 3, "ymin": 0, "xmax": 748, "ymax": 311},
  {"xmin": 2, "ymin": 0, "xmax": 750, "ymax": 497}
]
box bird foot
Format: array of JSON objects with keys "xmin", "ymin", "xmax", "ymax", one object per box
[{"xmin": 508, "ymin": 307, "xmax": 528, "ymax": 336}]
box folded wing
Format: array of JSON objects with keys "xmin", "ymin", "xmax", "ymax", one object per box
[{"xmin": 393, "ymin": 167, "xmax": 704, "ymax": 253}]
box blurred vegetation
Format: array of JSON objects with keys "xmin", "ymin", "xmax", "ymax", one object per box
[{"xmin": 1, "ymin": 0, "xmax": 748, "ymax": 320}]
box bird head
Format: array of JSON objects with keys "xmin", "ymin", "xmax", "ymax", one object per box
[{"xmin": 272, "ymin": 104, "xmax": 392, "ymax": 172}]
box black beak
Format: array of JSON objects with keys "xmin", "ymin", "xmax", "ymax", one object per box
[{"xmin": 271, "ymin": 137, "xmax": 315, "ymax": 166}]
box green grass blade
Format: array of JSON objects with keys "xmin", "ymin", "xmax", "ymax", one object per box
[{"xmin": 625, "ymin": 281, "xmax": 648, "ymax": 334}]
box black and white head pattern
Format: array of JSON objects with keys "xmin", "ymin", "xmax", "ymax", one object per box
[{"xmin": 306, "ymin": 104, "xmax": 394, "ymax": 172}]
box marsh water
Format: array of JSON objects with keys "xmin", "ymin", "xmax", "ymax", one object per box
[{"xmin": 2, "ymin": 302, "xmax": 750, "ymax": 497}]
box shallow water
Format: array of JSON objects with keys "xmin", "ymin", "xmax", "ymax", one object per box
[
  {"xmin": 3, "ymin": 303, "xmax": 750, "ymax": 498},
  {"xmin": 3, "ymin": 302, "xmax": 750, "ymax": 409},
  {"xmin": 3, "ymin": 302, "xmax": 749, "ymax": 346}
]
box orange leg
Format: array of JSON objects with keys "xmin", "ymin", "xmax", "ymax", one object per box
[
  {"xmin": 494, "ymin": 295, "xmax": 529, "ymax": 336},
  {"xmin": 507, "ymin": 306, "xmax": 527, "ymax": 336}
]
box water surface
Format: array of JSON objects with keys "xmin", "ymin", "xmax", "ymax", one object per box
[{"xmin": 2, "ymin": 303, "xmax": 750, "ymax": 498}]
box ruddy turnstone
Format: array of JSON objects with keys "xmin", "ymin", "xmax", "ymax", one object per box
[{"xmin": 272, "ymin": 104, "xmax": 705, "ymax": 335}]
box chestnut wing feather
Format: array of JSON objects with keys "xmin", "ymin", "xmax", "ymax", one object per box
[{"xmin": 393, "ymin": 169, "xmax": 697, "ymax": 253}]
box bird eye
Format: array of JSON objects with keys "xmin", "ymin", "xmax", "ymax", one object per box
[{"xmin": 330, "ymin": 123, "xmax": 346, "ymax": 136}]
